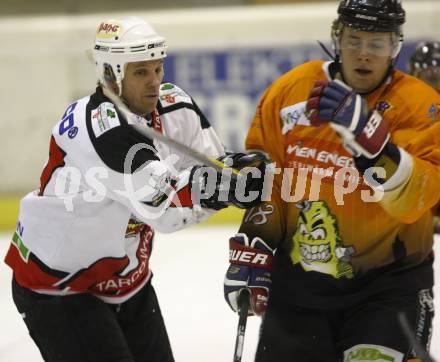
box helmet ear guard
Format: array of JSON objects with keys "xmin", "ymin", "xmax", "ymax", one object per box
[
  {"xmin": 103, "ymin": 63, "xmax": 117, "ymax": 83},
  {"xmin": 391, "ymin": 34, "xmax": 403, "ymax": 59},
  {"xmin": 92, "ymin": 17, "xmax": 167, "ymax": 95}
]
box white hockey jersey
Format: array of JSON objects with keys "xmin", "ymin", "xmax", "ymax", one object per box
[{"xmin": 5, "ymin": 83, "xmax": 224, "ymax": 303}]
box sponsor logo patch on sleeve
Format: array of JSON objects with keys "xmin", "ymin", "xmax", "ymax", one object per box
[
  {"xmin": 376, "ymin": 100, "xmax": 393, "ymax": 116},
  {"xmin": 280, "ymin": 101, "xmax": 310, "ymax": 134},
  {"xmin": 427, "ymin": 103, "xmax": 440, "ymax": 123},
  {"xmin": 159, "ymin": 83, "xmax": 191, "ymax": 106},
  {"xmin": 91, "ymin": 102, "xmax": 121, "ymax": 137}
]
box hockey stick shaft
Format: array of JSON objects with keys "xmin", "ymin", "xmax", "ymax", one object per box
[
  {"xmin": 233, "ymin": 290, "xmax": 250, "ymax": 362},
  {"xmin": 102, "ymin": 85, "xmax": 241, "ymax": 176},
  {"xmin": 398, "ymin": 312, "xmax": 436, "ymax": 362}
]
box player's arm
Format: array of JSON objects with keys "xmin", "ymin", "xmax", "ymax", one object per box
[
  {"xmin": 181, "ymin": 96, "xmax": 271, "ymax": 210},
  {"xmin": 81, "ymin": 88, "xmax": 272, "ymax": 233},
  {"xmin": 381, "ymin": 121, "xmax": 440, "ymax": 222},
  {"xmin": 90, "ymin": 128, "xmax": 268, "ymax": 232},
  {"xmin": 305, "ymin": 79, "xmax": 440, "ymax": 223}
]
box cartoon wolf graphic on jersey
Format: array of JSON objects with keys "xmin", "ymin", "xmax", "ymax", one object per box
[{"xmin": 290, "ymin": 200, "xmax": 355, "ymax": 279}]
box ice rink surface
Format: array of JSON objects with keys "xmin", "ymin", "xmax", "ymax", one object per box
[{"xmin": 0, "ymin": 227, "xmax": 439, "ymax": 362}]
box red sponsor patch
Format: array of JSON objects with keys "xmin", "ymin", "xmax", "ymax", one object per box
[
  {"xmin": 164, "ymin": 95, "xmax": 176, "ymax": 104},
  {"xmin": 98, "ymin": 23, "xmax": 120, "ymax": 34}
]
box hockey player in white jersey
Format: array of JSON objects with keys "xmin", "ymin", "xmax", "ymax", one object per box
[{"xmin": 5, "ymin": 17, "xmax": 267, "ymax": 362}]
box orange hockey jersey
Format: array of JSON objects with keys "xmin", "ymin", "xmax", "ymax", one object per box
[{"xmin": 239, "ymin": 60, "xmax": 440, "ymax": 308}]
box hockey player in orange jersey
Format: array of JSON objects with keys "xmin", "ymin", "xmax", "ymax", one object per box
[
  {"xmin": 408, "ymin": 41, "xmax": 440, "ymax": 235},
  {"xmin": 223, "ymin": 0, "xmax": 440, "ymax": 361}
]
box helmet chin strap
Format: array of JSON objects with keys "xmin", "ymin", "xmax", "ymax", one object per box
[{"xmin": 317, "ymin": 41, "xmax": 338, "ymax": 62}]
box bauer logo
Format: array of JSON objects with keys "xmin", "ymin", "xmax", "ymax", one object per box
[{"xmin": 97, "ymin": 22, "xmax": 122, "ymax": 38}]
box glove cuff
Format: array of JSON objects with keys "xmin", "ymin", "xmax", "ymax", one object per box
[
  {"xmin": 170, "ymin": 168, "xmax": 194, "ymax": 208},
  {"xmin": 353, "ymin": 110, "xmax": 390, "ymax": 158},
  {"xmin": 354, "ymin": 142, "xmax": 401, "ymax": 184}
]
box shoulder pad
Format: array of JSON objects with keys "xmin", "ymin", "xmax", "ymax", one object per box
[{"xmin": 158, "ymin": 83, "xmax": 193, "ymax": 108}]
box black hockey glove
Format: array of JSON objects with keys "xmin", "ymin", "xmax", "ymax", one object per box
[{"xmin": 190, "ymin": 152, "xmax": 268, "ymax": 210}]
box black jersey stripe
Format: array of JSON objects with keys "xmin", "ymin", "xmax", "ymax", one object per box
[
  {"xmin": 157, "ymin": 101, "xmax": 195, "ymax": 115},
  {"xmin": 85, "ymin": 87, "xmax": 159, "ymax": 173},
  {"xmin": 29, "ymin": 253, "xmax": 70, "ymax": 279}
]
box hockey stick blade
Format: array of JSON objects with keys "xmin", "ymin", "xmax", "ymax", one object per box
[
  {"xmin": 233, "ymin": 289, "xmax": 251, "ymax": 362},
  {"xmin": 101, "ymin": 85, "xmax": 241, "ymax": 177},
  {"xmin": 397, "ymin": 312, "xmax": 436, "ymax": 362}
]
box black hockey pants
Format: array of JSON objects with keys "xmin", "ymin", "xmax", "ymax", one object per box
[{"xmin": 12, "ymin": 277, "xmax": 174, "ymax": 362}]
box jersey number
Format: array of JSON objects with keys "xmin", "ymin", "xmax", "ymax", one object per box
[{"xmin": 59, "ymin": 101, "xmax": 78, "ymax": 135}]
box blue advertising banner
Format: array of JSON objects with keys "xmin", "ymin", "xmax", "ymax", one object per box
[{"xmin": 164, "ymin": 42, "xmax": 419, "ymax": 151}]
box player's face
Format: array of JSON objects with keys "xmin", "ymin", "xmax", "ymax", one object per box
[
  {"xmin": 414, "ymin": 67, "xmax": 440, "ymax": 93},
  {"xmin": 121, "ymin": 59, "xmax": 164, "ymax": 115},
  {"xmin": 339, "ymin": 27, "xmax": 395, "ymax": 93}
]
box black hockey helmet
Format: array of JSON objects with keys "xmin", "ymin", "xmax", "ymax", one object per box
[
  {"xmin": 331, "ymin": 0, "xmax": 405, "ymax": 62},
  {"xmin": 337, "ymin": 0, "xmax": 405, "ymax": 33},
  {"xmin": 328, "ymin": 0, "xmax": 406, "ymax": 94},
  {"xmin": 408, "ymin": 41, "xmax": 440, "ymax": 75}
]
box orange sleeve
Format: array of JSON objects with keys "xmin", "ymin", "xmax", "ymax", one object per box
[
  {"xmin": 379, "ymin": 75, "xmax": 440, "ymax": 222},
  {"xmin": 381, "ymin": 121, "xmax": 440, "ymax": 222}
]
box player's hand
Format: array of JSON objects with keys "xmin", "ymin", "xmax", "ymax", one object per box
[
  {"xmin": 191, "ymin": 152, "xmax": 269, "ymax": 210},
  {"xmin": 224, "ymin": 234, "xmax": 273, "ymax": 316},
  {"xmin": 220, "ymin": 152, "xmax": 269, "ymax": 208},
  {"xmin": 305, "ymin": 79, "xmax": 390, "ymax": 159}
]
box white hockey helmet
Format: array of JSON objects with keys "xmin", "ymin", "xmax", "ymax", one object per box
[{"xmin": 93, "ymin": 17, "xmax": 167, "ymax": 94}]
